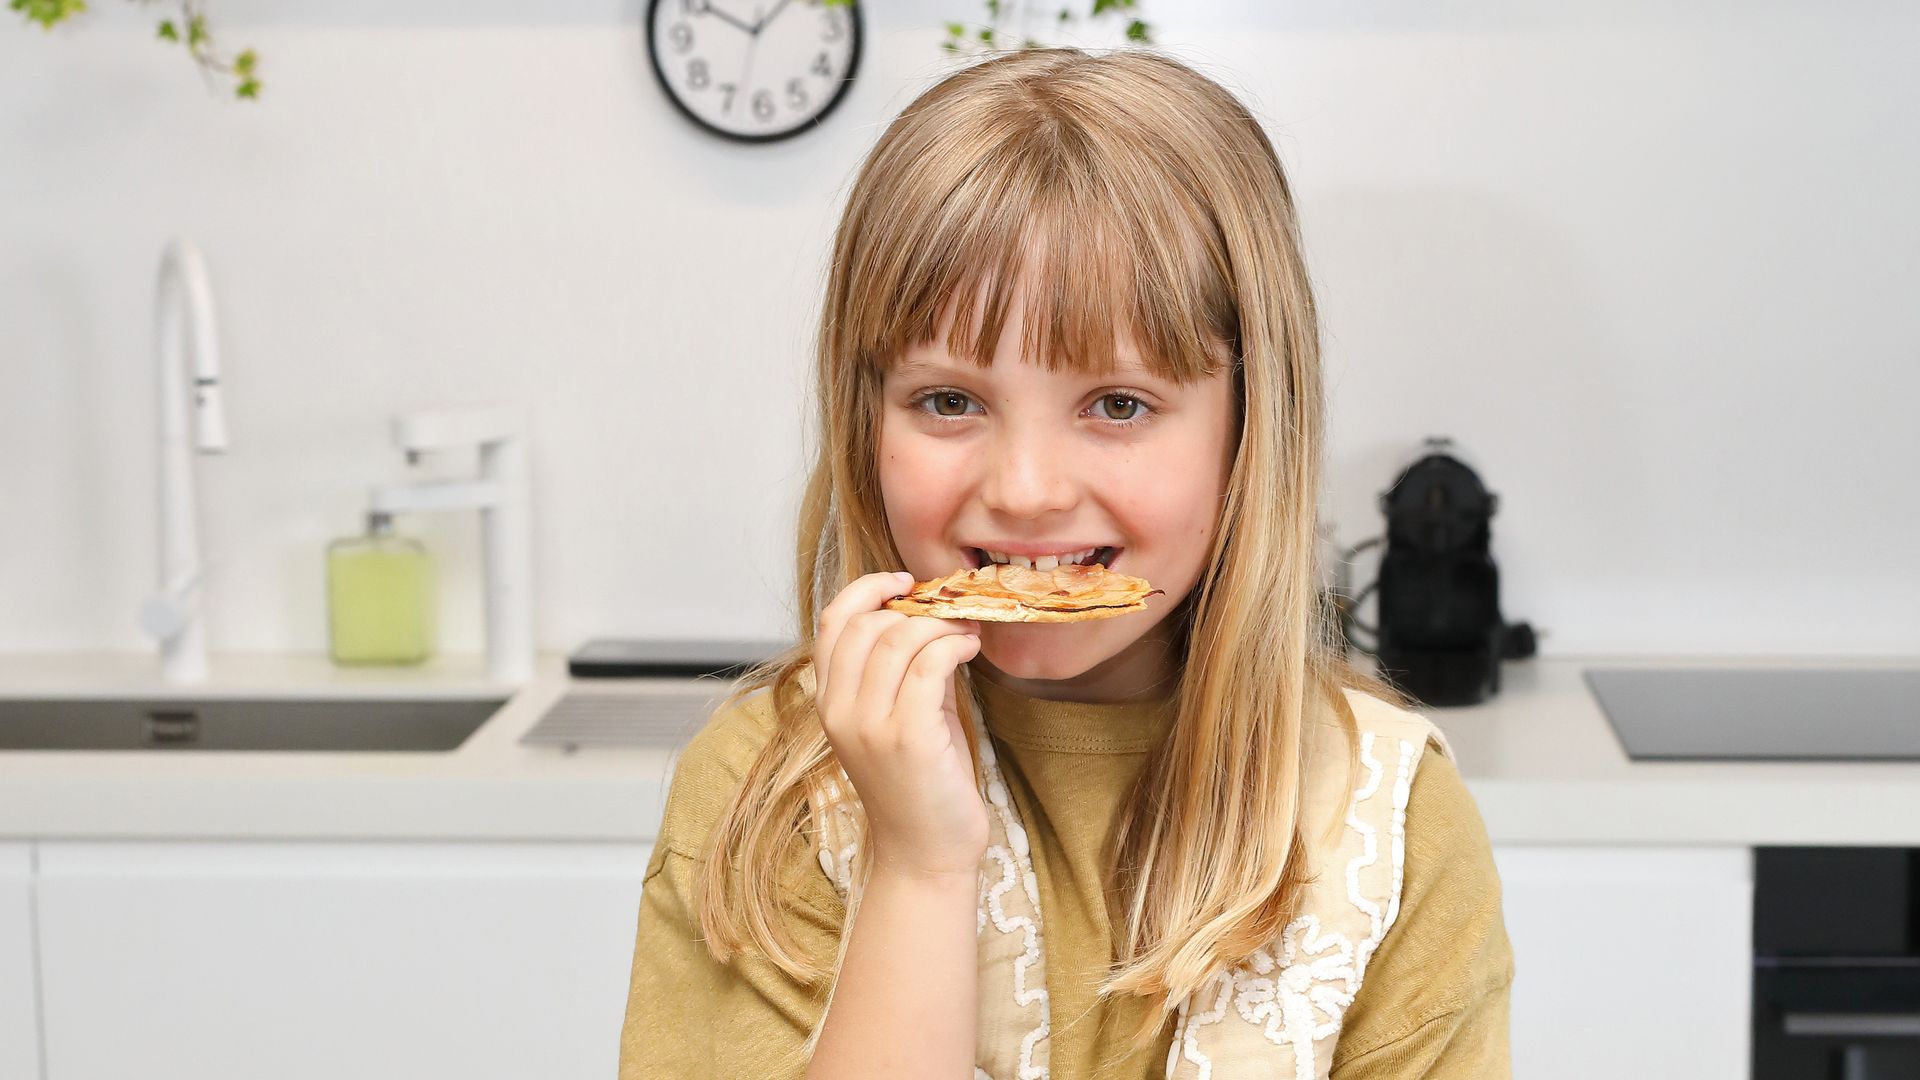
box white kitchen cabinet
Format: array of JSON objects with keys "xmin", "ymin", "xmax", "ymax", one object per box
[
  {"xmin": 1, "ymin": 842, "xmax": 42, "ymax": 1080},
  {"xmin": 34, "ymin": 840, "xmax": 652, "ymax": 1080},
  {"xmin": 1495, "ymin": 845, "xmax": 1752, "ymax": 1078},
  {"xmin": 20, "ymin": 836, "xmax": 1758, "ymax": 1079}
]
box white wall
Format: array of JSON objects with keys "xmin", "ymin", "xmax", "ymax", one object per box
[{"xmin": 2, "ymin": 0, "xmax": 1914, "ymax": 658}]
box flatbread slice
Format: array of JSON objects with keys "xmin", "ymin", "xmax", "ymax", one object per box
[{"xmin": 884, "ymin": 562, "xmax": 1164, "ymax": 623}]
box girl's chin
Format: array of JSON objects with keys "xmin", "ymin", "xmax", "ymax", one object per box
[{"xmin": 974, "ymin": 625, "xmax": 1103, "ymax": 681}]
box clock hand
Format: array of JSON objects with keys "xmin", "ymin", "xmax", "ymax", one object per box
[
  {"xmin": 737, "ymin": 31, "xmax": 760, "ymax": 104},
  {"xmin": 702, "ymin": 1, "xmax": 756, "ymax": 35},
  {"xmin": 750, "ymin": 0, "xmax": 792, "ymax": 35}
]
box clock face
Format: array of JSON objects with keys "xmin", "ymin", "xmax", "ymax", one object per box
[{"xmin": 646, "ymin": 0, "xmax": 863, "ymax": 143}]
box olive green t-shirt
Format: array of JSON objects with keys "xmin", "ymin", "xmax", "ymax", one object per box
[{"xmin": 619, "ymin": 679, "xmax": 1515, "ymax": 1078}]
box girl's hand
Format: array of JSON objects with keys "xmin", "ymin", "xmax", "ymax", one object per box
[{"xmin": 813, "ymin": 571, "xmax": 988, "ymax": 879}]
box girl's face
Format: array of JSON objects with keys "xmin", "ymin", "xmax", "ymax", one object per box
[{"xmin": 877, "ymin": 285, "xmax": 1239, "ymax": 703}]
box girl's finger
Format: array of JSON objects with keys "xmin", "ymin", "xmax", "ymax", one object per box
[
  {"xmin": 822, "ymin": 608, "xmax": 907, "ymax": 729},
  {"xmin": 813, "ymin": 571, "xmax": 916, "ymax": 699},
  {"xmin": 850, "ymin": 616, "xmax": 975, "ymax": 738},
  {"xmin": 891, "ymin": 633, "xmax": 982, "ymax": 747}
]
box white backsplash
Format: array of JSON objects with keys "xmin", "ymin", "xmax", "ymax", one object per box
[{"xmin": 1, "ymin": 0, "xmax": 1913, "ymax": 655}]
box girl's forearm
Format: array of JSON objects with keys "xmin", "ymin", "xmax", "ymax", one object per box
[{"xmin": 803, "ymin": 864, "xmax": 979, "ymax": 1080}]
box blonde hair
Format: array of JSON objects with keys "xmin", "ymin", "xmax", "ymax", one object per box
[{"xmin": 691, "ymin": 46, "xmax": 1412, "ymax": 1065}]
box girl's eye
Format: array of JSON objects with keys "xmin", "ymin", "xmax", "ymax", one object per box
[
  {"xmin": 1096, "ymin": 394, "xmax": 1147, "ymax": 423},
  {"xmin": 913, "ymin": 390, "xmax": 979, "ymax": 419}
]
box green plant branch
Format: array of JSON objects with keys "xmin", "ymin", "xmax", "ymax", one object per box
[
  {"xmin": 10, "ymin": 0, "xmax": 260, "ymax": 99},
  {"xmin": 937, "ymin": 0, "xmax": 1152, "ymax": 55},
  {"xmin": 815, "ymin": 0, "xmax": 1151, "ymax": 55},
  {"xmin": 16, "ymin": 0, "xmax": 1141, "ymax": 100}
]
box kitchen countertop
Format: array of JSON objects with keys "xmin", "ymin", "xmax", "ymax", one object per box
[
  {"xmin": 2, "ymin": 651, "xmax": 1917, "ymax": 847},
  {"xmin": 1413, "ymin": 653, "xmax": 1920, "ymax": 846},
  {"xmin": 0, "ymin": 651, "xmax": 683, "ymax": 843}
]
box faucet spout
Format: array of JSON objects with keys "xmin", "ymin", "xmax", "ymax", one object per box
[
  {"xmin": 146, "ymin": 237, "xmax": 229, "ymax": 683},
  {"xmin": 368, "ymin": 479, "xmax": 506, "ymax": 515},
  {"xmin": 367, "ymin": 407, "xmax": 535, "ymax": 685}
]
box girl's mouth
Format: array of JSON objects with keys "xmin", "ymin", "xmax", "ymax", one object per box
[{"xmin": 963, "ymin": 546, "xmax": 1121, "ymax": 571}]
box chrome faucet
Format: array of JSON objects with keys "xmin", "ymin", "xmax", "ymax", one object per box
[
  {"xmin": 137, "ymin": 238, "xmax": 229, "ymax": 683},
  {"xmin": 368, "ymin": 407, "xmax": 535, "ymax": 685}
]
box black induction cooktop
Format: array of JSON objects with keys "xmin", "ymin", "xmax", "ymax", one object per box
[{"xmin": 1583, "ymin": 667, "xmax": 1920, "ymax": 762}]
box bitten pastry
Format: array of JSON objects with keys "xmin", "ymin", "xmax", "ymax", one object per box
[{"xmin": 884, "ymin": 562, "xmax": 1164, "ymax": 623}]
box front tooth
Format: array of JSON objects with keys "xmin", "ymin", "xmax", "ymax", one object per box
[
  {"xmin": 1034, "ymin": 555, "xmax": 1058, "ymax": 571},
  {"xmin": 1008, "ymin": 555, "xmax": 1035, "ymax": 570}
]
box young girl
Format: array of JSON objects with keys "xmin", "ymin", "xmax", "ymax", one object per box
[{"xmin": 620, "ymin": 47, "xmax": 1513, "ymax": 1080}]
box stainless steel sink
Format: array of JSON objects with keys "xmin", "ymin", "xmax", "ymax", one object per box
[{"xmin": 0, "ymin": 696, "xmax": 509, "ymax": 752}]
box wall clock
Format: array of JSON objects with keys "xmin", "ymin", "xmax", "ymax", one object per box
[{"xmin": 646, "ymin": 0, "xmax": 863, "ymax": 143}]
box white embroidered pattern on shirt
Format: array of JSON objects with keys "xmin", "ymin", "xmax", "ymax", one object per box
[
  {"xmin": 976, "ymin": 722, "xmax": 1051, "ymax": 1078},
  {"xmin": 1166, "ymin": 731, "xmax": 1417, "ymax": 1080},
  {"xmin": 1349, "ymin": 731, "xmax": 1415, "ymax": 983},
  {"xmin": 812, "ymin": 775, "xmax": 860, "ymax": 893}
]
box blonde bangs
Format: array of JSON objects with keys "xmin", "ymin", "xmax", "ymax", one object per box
[{"xmin": 839, "ymin": 77, "xmax": 1238, "ymax": 383}]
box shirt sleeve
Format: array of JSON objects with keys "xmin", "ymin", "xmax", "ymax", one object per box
[
  {"xmin": 1329, "ymin": 736, "xmax": 1516, "ymax": 1079},
  {"xmin": 617, "ymin": 693, "xmax": 848, "ymax": 1080}
]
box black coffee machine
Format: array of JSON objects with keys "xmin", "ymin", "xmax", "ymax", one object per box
[{"xmin": 1337, "ymin": 437, "xmax": 1536, "ymax": 707}]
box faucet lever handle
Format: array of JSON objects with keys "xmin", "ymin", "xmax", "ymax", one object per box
[
  {"xmin": 138, "ymin": 592, "xmax": 194, "ymax": 644},
  {"xmin": 137, "ymin": 564, "xmax": 210, "ymax": 643}
]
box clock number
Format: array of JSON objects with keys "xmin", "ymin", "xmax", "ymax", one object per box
[
  {"xmin": 822, "ymin": 8, "xmax": 845, "ymax": 41},
  {"xmin": 811, "ymin": 51, "xmax": 833, "ymax": 78},
  {"xmin": 786, "ymin": 78, "xmax": 810, "ymax": 111},
  {"xmin": 687, "ymin": 58, "xmax": 709, "ymax": 90},
  {"xmin": 752, "ymin": 89, "xmax": 775, "ymax": 121},
  {"xmin": 718, "ymin": 82, "xmax": 737, "ymax": 112},
  {"xmin": 668, "ymin": 22, "xmax": 693, "ymax": 53}
]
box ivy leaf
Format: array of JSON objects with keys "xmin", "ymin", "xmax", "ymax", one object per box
[
  {"xmin": 1091, "ymin": 0, "xmax": 1120, "ymax": 14},
  {"xmin": 21, "ymin": 0, "xmax": 268, "ymax": 100},
  {"xmin": 12, "ymin": 0, "xmax": 87, "ymax": 30},
  {"xmin": 1057, "ymin": 6, "xmax": 1072, "ymax": 23},
  {"xmin": 945, "ymin": 20, "xmax": 964, "ymax": 36},
  {"xmin": 1125, "ymin": 17, "xmax": 1150, "ymax": 42}
]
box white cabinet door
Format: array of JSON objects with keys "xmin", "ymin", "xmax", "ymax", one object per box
[
  {"xmin": 1, "ymin": 842, "xmax": 42, "ymax": 1080},
  {"xmin": 1495, "ymin": 845, "xmax": 1752, "ymax": 1079},
  {"xmin": 36, "ymin": 841, "xmax": 651, "ymax": 1080}
]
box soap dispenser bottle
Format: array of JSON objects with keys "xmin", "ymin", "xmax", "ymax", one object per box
[{"xmin": 326, "ymin": 510, "xmax": 436, "ymax": 665}]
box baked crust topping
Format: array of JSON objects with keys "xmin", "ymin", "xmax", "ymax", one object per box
[{"xmin": 884, "ymin": 562, "xmax": 1164, "ymax": 623}]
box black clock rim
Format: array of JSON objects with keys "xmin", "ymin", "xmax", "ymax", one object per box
[{"xmin": 644, "ymin": 0, "xmax": 864, "ymax": 145}]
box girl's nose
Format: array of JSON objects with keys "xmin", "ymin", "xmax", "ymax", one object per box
[{"xmin": 980, "ymin": 429, "xmax": 1076, "ymax": 519}]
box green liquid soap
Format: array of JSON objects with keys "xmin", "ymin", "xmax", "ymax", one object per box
[{"xmin": 326, "ymin": 511, "xmax": 436, "ymax": 666}]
